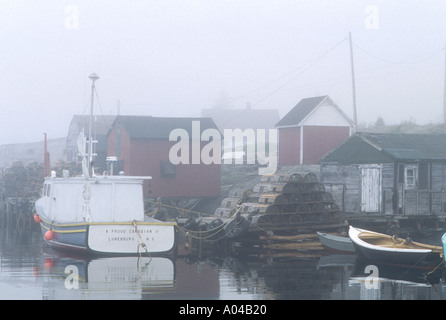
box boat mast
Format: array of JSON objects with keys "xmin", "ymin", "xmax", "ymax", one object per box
[{"xmin": 88, "ymin": 73, "xmax": 99, "ymax": 175}]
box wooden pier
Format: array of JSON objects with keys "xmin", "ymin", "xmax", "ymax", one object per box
[
  {"xmin": 181, "ymin": 223, "xmax": 327, "ymax": 259},
  {"xmin": 0, "ymin": 197, "xmax": 38, "ymax": 232}
]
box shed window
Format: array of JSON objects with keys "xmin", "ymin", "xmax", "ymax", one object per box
[
  {"xmin": 405, "ymin": 166, "xmax": 417, "ymax": 188},
  {"xmin": 160, "ymin": 161, "xmax": 176, "ymax": 178}
]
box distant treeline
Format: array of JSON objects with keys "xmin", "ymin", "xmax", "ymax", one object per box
[{"xmin": 361, "ymin": 117, "xmax": 446, "ymax": 134}]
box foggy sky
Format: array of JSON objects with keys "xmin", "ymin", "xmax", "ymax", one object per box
[{"xmin": 1, "ymin": 0, "xmax": 446, "ymax": 145}]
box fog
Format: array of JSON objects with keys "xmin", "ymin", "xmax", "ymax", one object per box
[{"xmin": 1, "ymin": 0, "xmax": 446, "ymax": 145}]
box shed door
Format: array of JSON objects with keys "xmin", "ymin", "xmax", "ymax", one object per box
[{"xmin": 360, "ymin": 166, "xmax": 382, "ymax": 213}]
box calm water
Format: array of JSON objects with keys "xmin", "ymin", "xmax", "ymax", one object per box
[{"xmin": 0, "ymin": 222, "xmax": 446, "ymax": 300}]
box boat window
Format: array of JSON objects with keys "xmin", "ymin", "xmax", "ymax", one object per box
[{"xmin": 46, "ymin": 184, "xmax": 51, "ymax": 197}]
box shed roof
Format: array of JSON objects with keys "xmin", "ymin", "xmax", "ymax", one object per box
[
  {"xmin": 111, "ymin": 116, "xmax": 220, "ymax": 140},
  {"xmin": 321, "ymin": 132, "xmax": 446, "ymax": 164},
  {"xmin": 275, "ymin": 95, "xmax": 353, "ymax": 128},
  {"xmin": 201, "ymin": 108, "xmax": 280, "ymax": 130}
]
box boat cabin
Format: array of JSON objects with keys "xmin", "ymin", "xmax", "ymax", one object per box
[{"xmin": 36, "ymin": 175, "xmax": 146, "ymax": 223}]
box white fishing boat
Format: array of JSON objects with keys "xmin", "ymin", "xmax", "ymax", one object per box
[{"xmin": 34, "ymin": 73, "xmax": 177, "ymax": 255}]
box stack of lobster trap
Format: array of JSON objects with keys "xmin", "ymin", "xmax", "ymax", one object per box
[
  {"xmin": 182, "ymin": 172, "xmax": 348, "ymax": 257},
  {"xmin": 215, "ymin": 172, "xmax": 347, "ymax": 238}
]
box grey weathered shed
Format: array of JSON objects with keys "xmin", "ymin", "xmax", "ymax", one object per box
[{"xmin": 320, "ymin": 132, "xmax": 446, "ymax": 216}]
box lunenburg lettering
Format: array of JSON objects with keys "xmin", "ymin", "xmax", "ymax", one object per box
[
  {"xmin": 108, "ymin": 236, "xmax": 135, "ymax": 241},
  {"xmin": 103, "ymin": 227, "xmax": 157, "ymax": 242}
]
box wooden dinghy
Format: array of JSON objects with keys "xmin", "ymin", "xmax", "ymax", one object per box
[
  {"xmin": 317, "ymin": 231, "xmax": 355, "ymax": 253},
  {"xmin": 348, "ymin": 226, "xmax": 443, "ymax": 267}
]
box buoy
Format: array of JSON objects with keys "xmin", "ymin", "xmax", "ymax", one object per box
[
  {"xmin": 44, "ymin": 230, "xmax": 54, "ymax": 241},
  {"xmin": 33, "ymin": 214, "xmax": 41, "ymax": 223}
]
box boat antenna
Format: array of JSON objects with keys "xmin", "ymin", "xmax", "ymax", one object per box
[{"xmin": 88, "ymin": 73, "xmax": 99, "ymax": 175}]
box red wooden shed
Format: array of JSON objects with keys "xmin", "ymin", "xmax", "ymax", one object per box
[
  {"xmin": 107, "ymin": 116, "xmax": 221, "ymax": 199},
  {"xmin": 276, "ymin": 96, "xmax": 354, "ymax": 165}
]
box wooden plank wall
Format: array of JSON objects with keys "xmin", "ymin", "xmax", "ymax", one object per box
[
  {"xmin": 320, "ymin": 163, "xmax": 360, "ymax": 213},
  {"xmin": 321, "ymin": 162, "xmax": 446, "ymax": 216},
  {"xmin": 428, "ymin": 163, "xmax": 446, "ymax": 214},
  {"xmin": 381, "ymin": 163, "xmax": 395, "ymax": 215}
]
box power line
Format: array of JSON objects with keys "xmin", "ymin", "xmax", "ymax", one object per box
[
  {"xmin": 119, "ymin": 38, "xmax": 349, "ymax": 113},
  {"xmin": 251, "ymin": 38, "xmax": 348, "ymax": 107},
  {"xmin": 353, "ymin": 41, "xmax": 442, "ymax": 65}
]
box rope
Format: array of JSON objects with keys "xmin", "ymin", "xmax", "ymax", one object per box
[
  {"xmin": 151, "ymin": 199, "xmax": 319, "ymax": 241},
  {"xmin": 179, "ymin": 206, "xmax": 243, "ymax": 242},
  {"xmin": 393, "ymin": 251, "xmax": 443, "ymax": 284},
  {"xmin": 178, "ymin": 223, "xmax": 227, "ymax": 241},
  {"xmin": 144, "ymin": 201, "xmax": 227, "ymax": 241},
  {"xmin": 131, "ymin": 220, "xmax": 152, "ymax": 262},
  {"xmin": 153, "ymin": 202, "xmax": 216, "ymax": 217},
  {"xmin": 425, "ymin": 260, "xmax": 444, "ymax": 284}
]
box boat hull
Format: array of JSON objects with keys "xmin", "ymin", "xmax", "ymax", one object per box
[
  {"xmin": 39, "ymin": 216, "xmax": 177, "ymax": 256},
  {"xmin": 352, "ymin": 242, "xmax": 441, "ymax": 266},
  {"xmin": 317, "ymin": 232, "xmax": 355, "ymax": 253},
  {"xmin": 349, "ymin": 226, "xmax": 442, "ymax": 267}
]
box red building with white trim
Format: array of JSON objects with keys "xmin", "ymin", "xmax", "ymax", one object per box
[{"xmin": 276, "ymin": 96, "xmax": 354, "ymax": 165}]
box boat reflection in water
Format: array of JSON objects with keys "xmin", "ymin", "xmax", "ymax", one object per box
[
  {"xmin": 42, "ymin": 250, "xmax": 175, "ymax": 299},
  {"xmin": 318, "ymin": 253, "xmax": 446, "ymax": 300},
  {"xmin": 1, "ymin": 223, "xmax": 445, "ymax": 300},
  {"xmin": 39, "ymin": 247, "xmax": 224, "ymax": 299},
  {"xmin": 347, "ymin": 256, "xmax": 445, "ymax": 300}
]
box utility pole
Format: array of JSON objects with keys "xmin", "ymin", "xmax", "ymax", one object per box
[{"xmin": 349, "ymin": 32, "xmax": 358, "ymax": 128}]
